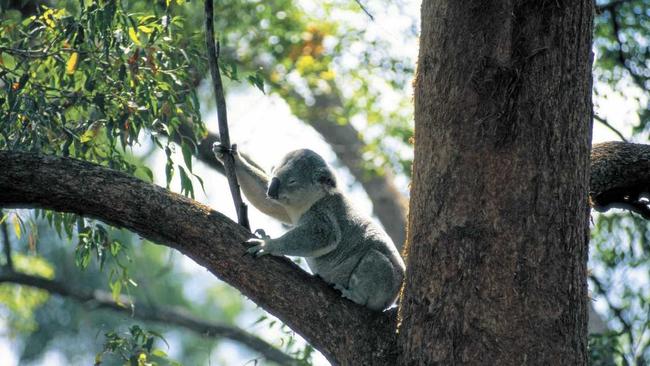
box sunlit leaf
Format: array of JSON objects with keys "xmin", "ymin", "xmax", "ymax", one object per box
[
  {"xmin": 138, "ymin": 25, "xmax": 154, "ymax": 34},
  {"xmin": 128, "ymin": 27, "xmax": 142, "ymax": 46},
  {"xmin": 12, "ymin": 215, "xmax": 21, "ymax": 240},
  {"xmin": 151, "ymin": 349, "xmax": 167, "ymax": 358},
  {"xmin": 80, "ymin": 128, "xmax": 96, "ymax": 143},
  {"xmin": 110, "ymin": 279, "xmax": 122, "ymax": 305},
  {"xmin": 66, "ymin": 52, "xmax": 79, "ymax": 75}
]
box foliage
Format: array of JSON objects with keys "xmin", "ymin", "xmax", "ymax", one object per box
[
  {"xmin": 587, "ymin": 2, "xmax": 650, "ymax": 364},
  {"xmin": 2, "ymin": 220, "xmax": 245, "ymax": 365},
  {"xmin": 0, "ymin": 253, "xmax": 54, "ymax": 334},
  {"xmin": 594, "ymin": 0, "xmax": 650, "ymax": 134},
  {"xmin": 0, "ymin": 2, "xmax": 203, "ymax": 176},
  {"xmin": 95, "ymin": 325, "xmax": 180, "ymax": 366},
  {"xmin": 590, "ymin": 213, "xmax": 650, "ymax": 365},
  {"xmin": 589, "ymin": 331, "xmax": 626, "ymax": 366}
]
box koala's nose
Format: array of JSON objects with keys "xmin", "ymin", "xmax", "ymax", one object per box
[{"xmin": 267, "ymin": 177, "xmax": 280, "ymax": 199}]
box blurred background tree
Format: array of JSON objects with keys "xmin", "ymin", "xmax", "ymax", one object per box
[{"xmin": 0, "ymin": 0, "xmax": 648, "ymax": 364}]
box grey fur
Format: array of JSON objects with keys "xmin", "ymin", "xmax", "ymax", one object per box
[{"xmin": 213, "ymin": 144, "xmax": 405, "ymax": 311}]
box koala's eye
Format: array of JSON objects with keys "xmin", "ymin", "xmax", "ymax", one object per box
[{"xmin": 288, "ymin": 179, "xmax": 297, "ymax": 185}]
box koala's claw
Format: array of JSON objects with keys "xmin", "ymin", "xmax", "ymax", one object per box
[
  {"xmin": 212, "ymin": 143, "xmax": 238, "ymax": 160},
  {"xmin": 254, "ymin": 229, "xmax": 270, "ymax": 240},
  {"xmin": 245, "ymin": 238, "xmax": 270, "ymax": 257}
]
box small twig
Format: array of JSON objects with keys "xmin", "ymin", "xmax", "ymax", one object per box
[
  {"xmin": 204, "ymin": 0, "xmax": 250, "ymax": 230},
  {"xmin": 354, "ymin": 0, "xmax": 375, "ymax": 20},
  {"xmin": 1, "ymin": 212, "xmax": 13, "ymax": 270},
  {"xmin": 0, "ymin": 46, "xmax": 90, "ymax": 58},
  {"xmin": 594, "ymin": 114, "xmax": 628, "ymax": 142}
]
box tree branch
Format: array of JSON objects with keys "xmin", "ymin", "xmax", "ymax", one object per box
[
  {"xmin": 204, "ymin": 0, "xmax": 249, "ymax": 230},
  {"xmin": 594, "ymin": 115, "xmax": 628, "ymax": 142},
  {"xmin": 591, "ymin": 142, "xmax": 650, "ymax": 218},
  {"xmin": 0, "ymin": 269, "xmax": 297, "ymax": 365},
  {"xmin": 354, "ymin": 0, "xmax": 375, "ymax": 20},
  {"xmin": 0, "ymin": 151, "xmax": 395, "ymax": 365}
]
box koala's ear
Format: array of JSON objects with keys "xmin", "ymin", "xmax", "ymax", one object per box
[{"xmin": 315, "ymin": 168, "xmax": 336, "ymax": 188}]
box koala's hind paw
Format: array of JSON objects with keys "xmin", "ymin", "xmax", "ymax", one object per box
[
  {"xmin": 334, "ymin": 284, "xmax": 367, "ymax": 305},
  {"xmin": 245, "ymin": 238, "xmax": 270, "ymax": 257}
]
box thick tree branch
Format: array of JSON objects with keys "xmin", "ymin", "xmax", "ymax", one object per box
[
  {"xmin": 591, "ymin": 142, "xmax": 650, "ymax": 218},
  {"xmin": 0, "ymin": 269, "xmax": 296, "ymax": 365},
  {"xmin": 0, "ymin": 151, "xmax": 395, "ymax": 365}
]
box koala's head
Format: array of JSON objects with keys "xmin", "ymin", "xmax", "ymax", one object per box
[{"xmin": 267, "ymin": 149, "xmax": 336, "ymax": 207}]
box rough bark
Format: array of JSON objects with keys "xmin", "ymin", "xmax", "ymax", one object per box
[
  {"xmin": 398, "ymin": 2, "xmax": 593, "ymax": 365},
  {"xmin": 0, "ymin": 151, "xmax": 395, "ymax": 366},
  {"xmin": 0, "ymin": 269, "xmax": 296, "ymax": 365}
]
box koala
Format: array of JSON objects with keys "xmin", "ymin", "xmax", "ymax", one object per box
[{"xmin": 213, "ymin": 144, "xmax": 405, "ymax": 311}]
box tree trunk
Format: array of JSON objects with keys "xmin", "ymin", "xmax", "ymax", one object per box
[{"xmin": 398, "ymin": 2, "xmax": 594, "ymax": 365}]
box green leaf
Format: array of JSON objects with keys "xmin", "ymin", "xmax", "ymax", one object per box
[
  {"xmin": 128, "ymin": 27, "xmax": 142, "ymax": 45},
  {"xmin": 151, "ymin": 349, "xmax": 167, "ymax": 358},
  {"xmin": 247, "ymin": 71, "xmax": 265, "ymax": 93},
  {"xmin": 178, "ymin": 166, "xmax": 194, "ymax": 199},
  {"xmin": 80, "ymin": 128, "xmax": 96, "ymax": 143},
  {"xmin": 181, "ymin": 143, "xmax": 193, "ymax": 172},
  {"xmin": 139, "ymin": 166, "xmax": 153, "ymax": 182},
  {"xmin": 110, "ymin": 279, "xmax": 122, "ymax": 305}
]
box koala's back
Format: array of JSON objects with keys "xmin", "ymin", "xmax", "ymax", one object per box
[{"xmin": 301, "ymin": 192, "xmax": 404, "ymax": 287}]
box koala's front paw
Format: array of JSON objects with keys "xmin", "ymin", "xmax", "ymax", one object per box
[
  {"xmin": 212, "ymin": 142, "xmax": 240, "ymax": 162},
  {"xmin": 245, "ymin": 238, "xmax": 271, "ymax": 257},
  {"xmin": 212, "ymin": 142, "xmax": 228, "ymax": 161}
]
